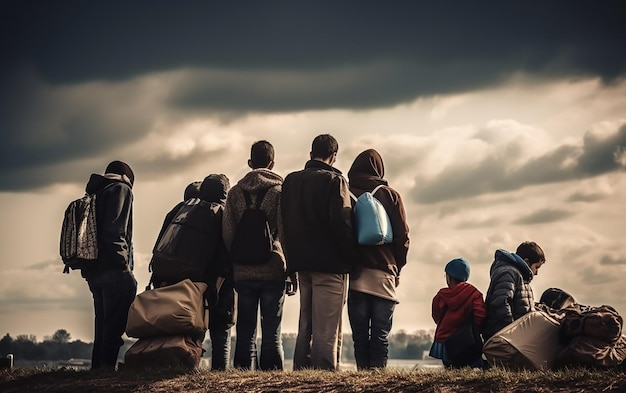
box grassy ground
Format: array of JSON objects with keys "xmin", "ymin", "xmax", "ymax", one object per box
[{"xmin": 1, "ymin": 366, "xmax": 626, "ymax": 393}]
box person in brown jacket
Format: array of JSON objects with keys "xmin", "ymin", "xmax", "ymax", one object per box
[
  {"xmin": 346, "ymin": 149, "xmax": 410, "ymax": 369},
  {"xmin": 281, "ymin": 134, "xmax": 356, "ymax": 371}
]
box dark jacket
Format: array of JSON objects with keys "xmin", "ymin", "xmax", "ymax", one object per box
[
  {"xmin": 151, "ymin": 174, "xmax": 231, "ymax": 285},
  {"xmin": 432, "ymin": 282, "xmax": 486, "ymax": 342},
  {"xmin": 347, "ymin": 149, "xmax": 410, "ymax": 277},
  {"xmin": 281, "ymin": 159, "xmax": 356, "ymax": 274},
  {"xmin": 222, "ymin": 168, "xmax": 286, "ymax": 281},
  {"xmin": 82, "ymin": 173, "xmax": 133, "ymax": 274},
  {"xmin": 483, "ymin": 249, "xmax": 535, "ymax": 340}
]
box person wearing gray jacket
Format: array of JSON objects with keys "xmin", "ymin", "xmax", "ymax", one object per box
[
  {"xmin": 482, "ymin": 241, "xmax": 546, "ymax": 340},
  {"xmin": 222, "ymin": 140, "xmax": 295, "ymax": 371}
]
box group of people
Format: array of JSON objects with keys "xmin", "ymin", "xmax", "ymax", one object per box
[
  {"xmin": 429, "ymin": 241, "xmax": 546, "ymax": 368},
  {"xmin": 81, "ymin": 134, "xmax": 410, "ymax": 372},
  {"xmin": 78, "ymin": 133, "xmax": 547, "ymax": 373}
]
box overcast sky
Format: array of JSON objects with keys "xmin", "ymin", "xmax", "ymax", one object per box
[{"xmin": 1, "ymin": 1, "xmax": 625, "ymax": 343}]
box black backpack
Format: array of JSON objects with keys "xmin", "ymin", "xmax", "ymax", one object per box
[
  {"xmin": 151, "ymin": 198, "xmax": 223, "ymax": 285},
  {"xmin": 229, "ymin": 189, "xmax": 273, "ymax": 265}
]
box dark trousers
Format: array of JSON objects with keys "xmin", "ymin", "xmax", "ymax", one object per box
[
  {"xmin": 208, "ymin": 278, "xmax": 236, "ymax": 371},
  {"xmin": 233, "ymin": 280, "xmax": 285, "ymax": 370},
  {"xmin": 347, "ymin": 290, "xmax": 395, "ymax": 370},
  {"xmin": 86, "ymin": 268, "xmax": 137, "ymax": 369}
]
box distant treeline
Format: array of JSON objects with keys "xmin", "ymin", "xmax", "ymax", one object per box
[{"xmin": 2, "ymin": 329, "xmax": 434, "ymax": 361}]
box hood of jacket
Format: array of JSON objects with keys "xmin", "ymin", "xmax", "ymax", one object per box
[
  {"xmin": 435, "ymin": 282, "xmax": 480, "ymax": 311},
  {"xmin": 490, "ymin": 249, "xmax": 533, "ymax": 282},
  {"xmin": 347, "ymin": 149, "xmax": 388, "ymax": 194},
  {"xmin": 199, "ymin": 174, "xmax": 230, "ymax": 206},
  {"xmin": 85, "ymin": 173, "xmax": 132, "ymax": 194},
  {"xmin": 237, "ymin": 168, "xmax": 283, "ymax": 193}
]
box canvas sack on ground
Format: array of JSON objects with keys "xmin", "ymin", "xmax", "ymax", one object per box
[
  {"xmin": 126, "ymin": 279, "xmax": 208, "ymax": 338},
  {"xmin": 350, "ymin": 185, "xmax": 393, "ymax": 245},
  {"xmin": 123, "ymin": 335, "xmax": 203, "ymax": 369},
  {"xmin": 483, "ymin": 310, "xmax": 562, "ymax": 370}
]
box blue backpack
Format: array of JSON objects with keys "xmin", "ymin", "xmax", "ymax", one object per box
[{"xmin": 350, "ymin": 185, "xmax": 393, "ymax": 245}]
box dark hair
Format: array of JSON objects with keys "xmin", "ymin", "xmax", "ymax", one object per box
[
  {"xmin": 250, "ymin": 140, "xmax": 274, "ymax": 169},
  {"xmin": 516, "ymin": 241, "xmax": 545, "ymax": 264},
  {"xmin": 105, "ymin": 160, "xmax": 134, "ymax": 186},
  {"xmin": 311, "ymin": 134, "xmax": 338, "ymax": 160}
]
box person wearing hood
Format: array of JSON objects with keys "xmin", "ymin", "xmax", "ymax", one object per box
[
  {"xmin": 222, "ymin": 140, "xmax": 292, "ymax": 371},
  {"xmin": 149, "ymin": 174, "xmax": 233, "ymax": 370},
  {"xmin": 346, "ymin": 149, "xmax": 410, "ymax": 369},
  {"xmin": 81, "ymin": 160, "xmax": 137, "ymax": 370},
  {"xmin": 429, "ymin": 258, "xmax": 486, "ymax": 369},
  {"xmin": 482, "ymin": 241, "xmax": 546, "ymax": 341}
]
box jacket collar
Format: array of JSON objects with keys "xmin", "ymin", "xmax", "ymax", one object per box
[{"xmin": 304, "ymin": 159, "xmax": 343, "ymax": 175}]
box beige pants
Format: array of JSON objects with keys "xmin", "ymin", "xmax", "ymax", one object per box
[{"xmin": 293, "ymin": 271, "xmax": 348, "ymax": 371}]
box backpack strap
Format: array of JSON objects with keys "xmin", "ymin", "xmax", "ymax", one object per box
[
  {"xmin": 242, "ymin": 188, "xmax": 269, "ymax": 208},
  {"xmin": 254, "ymin": 188, "xmax": 268, "ymax": 208},
  {"xmin": 242, "ymin": 190, "xmax": 253, "ymax": 208},
  {"xmin": 349, "ymin": 185, "xmax": 386, "ymax": 202},
  {"xmin": 371, "ymin": 184, "xmax": 386, "ymax": 195}
]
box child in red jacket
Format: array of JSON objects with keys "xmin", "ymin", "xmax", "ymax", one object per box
[{"xmin": 429, "ymin": 257, "xmax": 486, "ymax": 368}]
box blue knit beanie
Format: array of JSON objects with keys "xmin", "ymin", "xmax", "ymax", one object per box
[{"xmin": 445, "ymin": 257, "xmax": 470, "ymax": 282}]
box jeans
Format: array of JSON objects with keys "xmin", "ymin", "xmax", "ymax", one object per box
[
  {"xmin": 347, "ymin": 290, "xmax": 395, "ymax": 369},
  {"xmin": 86, "ymin": 268, "xmax": 137, "ymax": 370},
  {"xmin": 234, "ymin": 280, "xmax": 285, "ymax": 370},
  {"xmin": 293, "ymin": 271, "xmax": 347, "ymax": 371},
  {"xmin": 208, "ymin": 277, "xmax": 236, "ymax": 370}
]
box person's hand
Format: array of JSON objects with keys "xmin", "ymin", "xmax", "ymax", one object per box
[
  {"xmin": 395, "ymin": 276, "xmax": 400, "ymax": 288},
  {"xmin": 286, "ymin": 273, "xmax": 298, "ymax": 296}
]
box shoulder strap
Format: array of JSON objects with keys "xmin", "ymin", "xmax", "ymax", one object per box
[
  {"xmin": 371, "ymin": 184, "xmax": 386, "ymax": 195},
  {"xmin": 243, "ymin": 190, "xmax": 253, "ymax": 208},
  {"xmin": 255, "ymin": 188, "xmax": 269, "ymax": 208}
]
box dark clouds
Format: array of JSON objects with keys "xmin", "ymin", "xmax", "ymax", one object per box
[
  {"xmin": 1, "ymin": 1, "xmax": 625, "ymax": 191},
  {"xmin": 3, "ymin": 1, "xmax": 625, "ymax": 87},
  {"xmin": 412, "ymin": 123, "xmax": 626, "ymax": 203}
]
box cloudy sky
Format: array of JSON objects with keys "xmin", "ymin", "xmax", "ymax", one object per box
[{"xmin": 1, "ymin": 1, "xmax": 625, "ymax": 343}]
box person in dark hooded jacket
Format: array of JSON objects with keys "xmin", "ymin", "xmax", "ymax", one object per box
[
  {"xmin": 149, "ymin": 174, "xmax": 234, "ymax": 370},
  {"xmin": 81, "ymin": 160, "xmax": 137, "ymax": 370},
  {"xmin": 482, "ymin": 241, "xmax": 546, "ymax": 341},
  {"xmin": 346, "ymin": 149, "xmax": 410, "ymax": 369},
  {"xmin": 429, "ymin": 257, "xmax": 486, "ymax": 368}
]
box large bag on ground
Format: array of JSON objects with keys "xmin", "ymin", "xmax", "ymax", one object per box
[
  {"xmin": 123, "ymin": 335, "xmax": 203, "ymax": 369},
  {"xmin": 482, "ymin": 310, "xmax": 562, "ymax": 370},
  {"xmin": 126, "ymin": 279, "xmax": 208, "ymax": 338},
  {"xmin": 350, "ymin": 185, "xmax": 393, "ymax": 245},
  {"xmin": 554, "ymin": 304, "xmax": 625, "ymax": 368},
  {"xmin": 229, "ymin": 189, "xmax": 273, "ymax": 265},
  {"xmin": 556, "ymin": 335, "xmax": 626, "ymax": 368},
  {"xmin": 151, "ymin": 198, "xmax": 223, "ymax": 284},
  {"xmin": 560, "ymin": 304, "xmax": 623, "ymax": 345}
]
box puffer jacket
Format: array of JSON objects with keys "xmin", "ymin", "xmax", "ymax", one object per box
[
  {"xmin": 222, "ymin": 168, "xmax": 286, "ymax": 281},
  {"xmin": 347, "ymin": 149, "xmax": 410, "ymax": 277},
  {"xmin": 432, "ymin": 282, "xmax": 486, "ymax": 342},
  {"xmin": 82, "ymin": 173, "xmax": 133, "ymax": 274},
  {"xmin": 483, "ymin": 249, "xmax": 535, "ymax": 340},
  {"xmin": 281, "ymin": 160, "xmax": 356, "ymax": 274}
]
